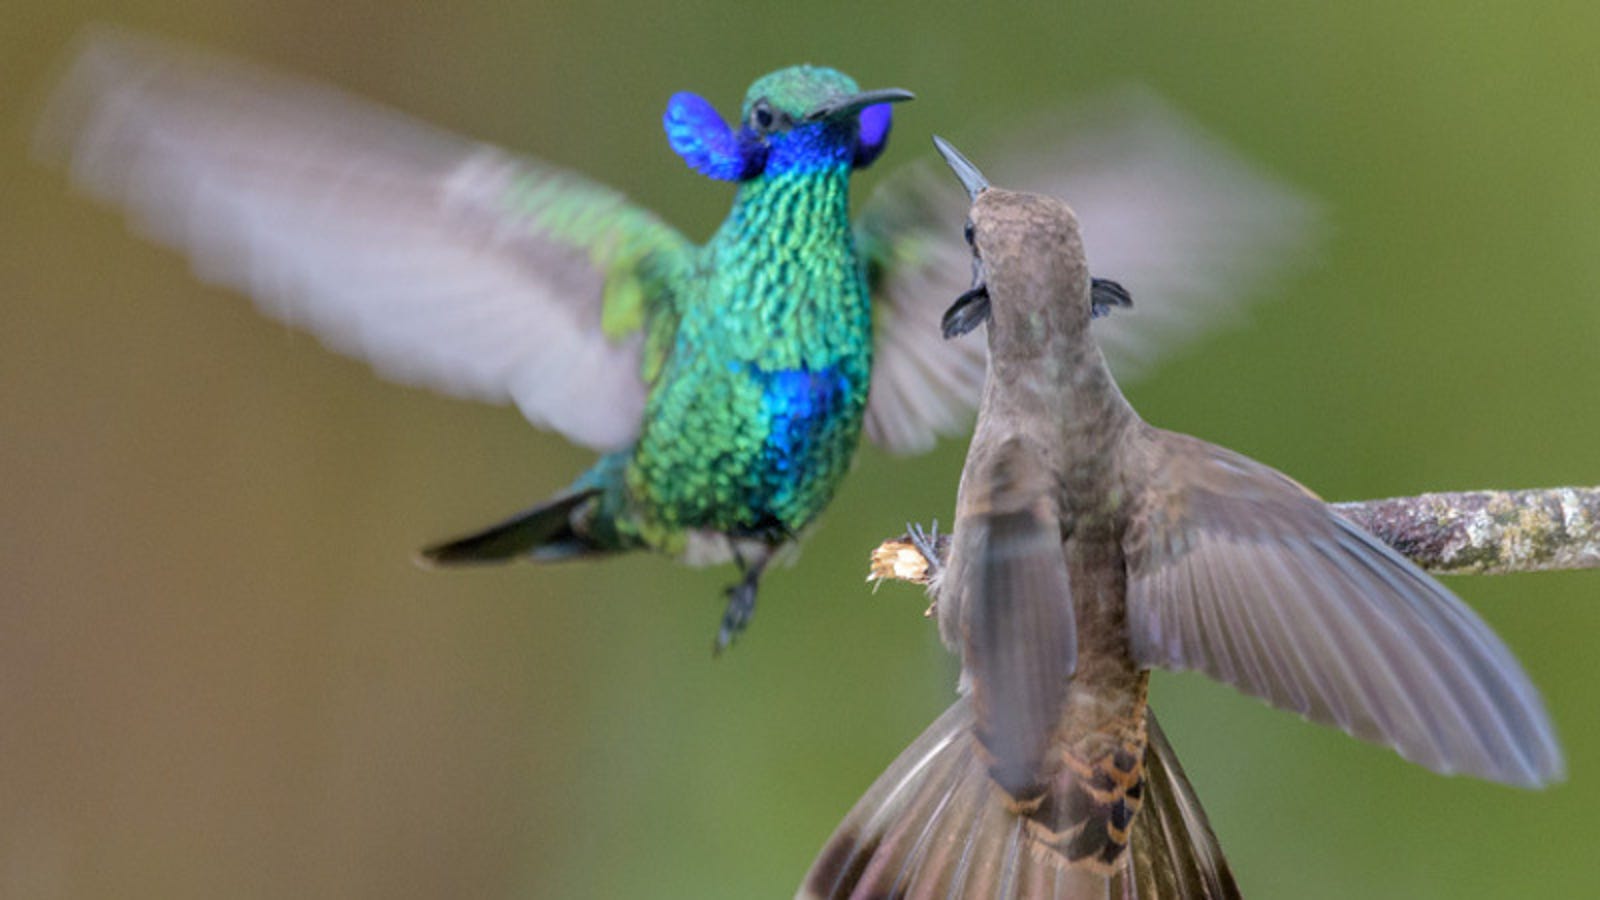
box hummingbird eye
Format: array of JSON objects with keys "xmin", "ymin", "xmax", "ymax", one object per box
[
  {"xmin": 750, "ymin": 100, "xmax": 776, "ymax": 132},
  {"xmin": 962, "ymin": 220, "xmax": 976, "ymax": 248}
]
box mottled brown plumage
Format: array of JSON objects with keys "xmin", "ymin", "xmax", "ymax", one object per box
[{"xmin": 799, "ymin": 138, "xmax": 1560, "ymax": 898}]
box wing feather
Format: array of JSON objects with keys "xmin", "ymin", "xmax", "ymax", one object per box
[
  {"xmin": 857, "ymin": 88, "xmax": 1319, "ymax": 454},
  {"xmin": 37, "ymin": 27, "xmax": 693, "ymax": 450},
  {"xmin": 1122, "ymin": 429, "xmax": 1564, "ymax": 786}
]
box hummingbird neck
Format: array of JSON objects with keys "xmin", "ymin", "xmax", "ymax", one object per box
[
  {"xmin": 985, "ymin": 326, "xmax": 1139, "ymax": 506},
  {"xmin": 723, "ymin": 122, "xmax": 855, "ymax": 249},
  {"xmin": 702, "ymin": 161, "xmax": 866, "ymax": 371},
  {"xmin": 989, "ymin": 331, "xmax": 1134, "ymax": 422},
  {"xmin": 733, "ymin": 159, "xmax": 851, "ymax": 212},
  {"xmin": 719, "ymin": 162, "xmax": 855, "ymax": 276},
  {"xmin": 763, "ymin": 120, "xmax": 856, "ymax": 177}
]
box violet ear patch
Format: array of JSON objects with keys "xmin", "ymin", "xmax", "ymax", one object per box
[
  {"xmin": 663, "ymin": 92, "xmax": 764, "ymax": 181},
  {"xmin": 853, "ymin": 103, "xmax": 893, "ymax": 169}
]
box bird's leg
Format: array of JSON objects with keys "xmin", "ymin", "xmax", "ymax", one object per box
[
  {"xmin": 907, "ymin": 520, "xmax": 943, "ymax": 579},
  {"xmin": 715, "ymin": 544, "xmax": 774, "ymax": 656},
  {"xmin": 865, "ymin": 521, "xmax": 948, "ymax": 615},
  {"xmin": 907, "ymin": 520, "xmax": 943, "ymax": 617}
]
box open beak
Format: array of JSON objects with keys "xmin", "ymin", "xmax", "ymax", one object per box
[{"xmin": 804, "ymin": 87, "xmax": 915, "ymax": 122}]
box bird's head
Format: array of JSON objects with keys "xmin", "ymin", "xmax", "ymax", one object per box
[
  {"xmin": 934, "ymin": 136, "xmax": 1131, "ymax": 348},
  {"xmin": 663, "ymin": 66, "xmax": 912, "ymax": 182}
]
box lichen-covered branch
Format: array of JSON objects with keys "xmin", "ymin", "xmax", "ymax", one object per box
[
  {"xmin": 868, "ymin": 486, "xmax": 1600, "ymax": 587},
  {"xmin": 1331, "ymin": 487, "xmax": 1600, "ymax": 574}
]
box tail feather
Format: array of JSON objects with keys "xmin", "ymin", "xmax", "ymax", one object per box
[
  {"xmin": 798, "ymin": 699, "xmax": 1238, "ymax": 900},
  {"xmin": 1128, "ymin": 713, "xmax": 1241, "ymax": 898},
  {"xmin": 417, "ymin": 489, "xmax": 602, "ymax": 565}
]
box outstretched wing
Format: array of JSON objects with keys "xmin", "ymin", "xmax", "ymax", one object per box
[
  {"xmin": 36, "ymin": 27, "xmax": 693, "ymax": 451},
  {"xmin": 1121, "ymin": 428, "xmax": 1565, "ymax": 787},
  {"xmin": 857, "ymin": 87, "xmax": 1320, "ymax": 454}
]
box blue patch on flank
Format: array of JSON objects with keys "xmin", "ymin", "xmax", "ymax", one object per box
[{"xmin": 758, "ymin": 366, "xmax": 848, "ymax": 477}]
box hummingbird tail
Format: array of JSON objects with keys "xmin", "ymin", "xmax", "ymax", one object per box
[
  {"xmin": 417, "ymin": 489, "xmax": 604, "ymax": 566},
  {"xmin": 797, "ymin": 700, "xmax": 1238, "ymax": 900}
]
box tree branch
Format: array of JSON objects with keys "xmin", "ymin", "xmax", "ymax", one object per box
[
  {"xmin": 868, "ymin": 486, "xmax": 1600, "ymax": 588},
  {"xmin": 1331, "ymin": 487, "xmax": 1600, "ymax": 574}
]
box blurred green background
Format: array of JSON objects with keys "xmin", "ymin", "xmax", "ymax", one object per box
[{"xmin": 5, "ymin": 2, "xmax": 1598, "ymax": 897}]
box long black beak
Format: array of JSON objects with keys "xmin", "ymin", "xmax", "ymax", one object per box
[
  {"xmin": 932, "ymin": 135, "xmax": 989, "ymax": 200},
  {"xmin": 805, "ymin": 88, "xmax": 914, "ymax": 122}
]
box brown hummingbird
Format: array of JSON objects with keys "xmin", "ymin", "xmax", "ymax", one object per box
[{"xmin": 799, "ymin": 138, "xmax": 1562, "ymax": 898}]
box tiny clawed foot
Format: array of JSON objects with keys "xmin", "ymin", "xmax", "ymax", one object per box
[
  {"xmin": 907, "ymin": 520, "xmax": 944, "ymax": 580},
  {"xmin": 906, "ymin": 520, "xmax": 944, "ymax": 617},
  {"xmin": 713, "ymin": 580, "xmax": 758, "ymax": 657}
]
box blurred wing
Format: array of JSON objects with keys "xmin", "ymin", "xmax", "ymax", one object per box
[
  {"xmin": 947, "ymin": 438, "xmax": 1076, "ymax": 801},
  {"xmin": 855, "ymin": 166, "xmax": 988, "ymax": 453},
  {"xmin": 1121, "ymin": 429, "xmax": 1564, "ymax": 787},
  {"xmin": 996, "ymin": 87, "xmax": 1321, "ymax": 379},
  {"xmin": 798, "ymin": 699, "xmax": 1236, "ymax": 900},
  {"xmin": 36, "ymin": 28, "xmax": 694, "ymax": 451},
  {"xmin": 857, "ymin": 86, "xmax": 1319, "ymax": 454}
]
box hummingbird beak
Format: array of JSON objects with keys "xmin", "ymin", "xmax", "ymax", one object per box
[
  {"xmin": 933, "ymin": 135, "xmax": 990, "ymax": 200},
  {"xmin": 804, "ymin": 88, "xmax": 915, "ymax": 122},
  {"xmin": 937, "ymin": 135, "xmax": 994, "ymax": 339}
]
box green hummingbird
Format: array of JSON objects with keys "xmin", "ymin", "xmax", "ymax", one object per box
[
  {"xmin": 38, "ymin": 29, "xmax": 1316, "ymax": 651},
  {"xmin": 799, "ymin": 139, "xmax": 1561, "ymax": 897}
]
